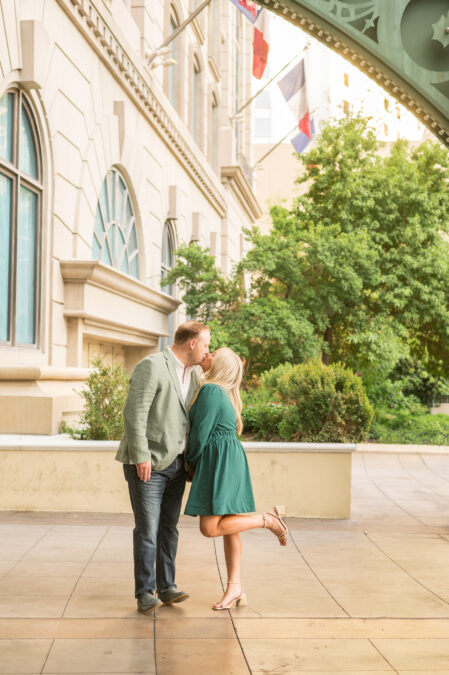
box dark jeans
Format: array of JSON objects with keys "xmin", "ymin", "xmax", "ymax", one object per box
[{"xmin": 124, "ymin": 455, "xmax": 187, "ymax": 599}]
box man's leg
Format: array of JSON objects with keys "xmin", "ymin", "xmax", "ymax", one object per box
[
  {"xmin": 123, "ymin": 464, "xmax": 166, "ymax": 600},
  {"xmin": 156, "ymin": 455, "xmax": 187, "ymax": 596}
]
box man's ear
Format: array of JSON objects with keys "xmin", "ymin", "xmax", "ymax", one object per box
[{"xmin": 189, "ymin": 339, "xmax": 196, "ymax": 351}]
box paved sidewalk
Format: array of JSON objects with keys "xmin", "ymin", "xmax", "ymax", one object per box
[{"xmin": 1, "ymin": 451, "xmax": 449, "ymax": 674}]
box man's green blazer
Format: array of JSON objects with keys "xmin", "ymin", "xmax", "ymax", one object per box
[{"xmin": 115, "ymin": 347, "xmax": 201, "ymax": 471}]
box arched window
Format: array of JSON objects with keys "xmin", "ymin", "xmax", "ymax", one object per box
[
  {"xmin": 161, "ymin": 221, "xmax": 175, "ymax": 296},
  {"xmin": 160, "ymin": 221, "xmax": 175, "ymax": 349},
  {"xmin": 168, "ymin": 6, "xmax": 180, "ymax": 109},
  {"xmin": 209, "ymin": 93, "xmax": 219, "ymax": 171},
  {"xmin": 0, "ymin": 88, "xmax": 42, "ymax": 346},
  {"xmin": 192, "ymin": 55, "xmax": 201, "ymax": 144},
  {"xmin": 92, "ymin": 168, "xmax": 139, "ymax": 279}
]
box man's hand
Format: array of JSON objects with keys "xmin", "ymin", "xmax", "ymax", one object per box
[{"xmin": 136, "ymin": 460, "xmax": 152, "ymax": 483}]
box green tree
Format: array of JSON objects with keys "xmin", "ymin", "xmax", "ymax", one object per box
[
  {"xmin": 243, "ymin": 116, "xmax": 449, "ymax": 378},
  {"xmin": 164, "ymin": 116, "xmax": 449, "ymax": 383},
  {"xmin": 163, "ymin": 244, "xmax": 319, "ymax": 377}
]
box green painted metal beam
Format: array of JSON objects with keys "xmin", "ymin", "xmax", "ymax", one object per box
[{"xmin": 264, "ymin": 0, "xmax": 449, "ymax": 146}]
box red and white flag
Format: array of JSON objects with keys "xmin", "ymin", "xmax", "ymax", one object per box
[
  {"xmin": 229, "ymin": 0, "xmax": 262, "ymax": 23},
  {"xmin": 253, "ymin": 9, "xmax": 270, "ymax": 79},
  {"xmin": 277, "ymin": 59, "xmax": 309, "ymax": 129},
  {"xmin": 277, "ymin": 59, "xmax": 315, "ymax": 152}
]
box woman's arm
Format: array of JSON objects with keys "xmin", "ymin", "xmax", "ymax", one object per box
[{"xmin": 186, "ymin": 384, "xmax": 224, "ymax": 468}]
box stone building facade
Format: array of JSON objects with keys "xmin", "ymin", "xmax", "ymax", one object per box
[{"xmin": 0, "ymin": 0, "xmax": 261, "ymax": 434}]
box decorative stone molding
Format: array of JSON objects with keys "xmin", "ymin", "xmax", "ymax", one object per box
[
  {"xmin": 0, "ymin": 367, "xmax": 89, "ymax": 380},
  {"xmin": 60, "ymin": 260, "xmax": 180, "ymax": 366},
  {"xmin": 208, "ymin": 55, "xmax": 220, "ymax": 83},
  {"xmin": 221, "ymin": 166, "xmax": 263, "ymax": 222},
  {"xmin": 55, "ymin": 0, "xmax": 227, "ymax": 216},
  {"xmin": 20, "ymin": 21, "xmax": 50, "ymax": 89},
  {"xmin": 60, "ymin": 260, "xmax": 179, "ymax": 313},
  {"xmin": 191, "ymin": 15, "xmax": 205, "ymax": 46}
]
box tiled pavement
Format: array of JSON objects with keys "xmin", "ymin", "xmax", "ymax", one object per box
[{"xmin": 1, "ymin": 451, "xmax": 449, "ymax": 674}]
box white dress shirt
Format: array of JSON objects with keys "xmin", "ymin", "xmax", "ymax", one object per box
[{"xmin": 169, "ymin": 348, "xmax": 193, "ymax": 454}]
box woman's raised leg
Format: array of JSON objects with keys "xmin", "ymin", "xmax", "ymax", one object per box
[{"xmin": 199, "ymin": 511, "xmax": 288, "ymax": 544}]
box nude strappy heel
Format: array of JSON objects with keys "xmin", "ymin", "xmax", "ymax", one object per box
[
  {"xmin": 263, "ymin": 505, "xmax": 288, "ymax": 546},
  {"xmin": 212, "ymin": 582, "xmax": 247, "ymax": 610}
]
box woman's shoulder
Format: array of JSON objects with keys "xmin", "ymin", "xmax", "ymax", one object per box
[{"xmin": 199, "ymin": 383, "xmax": 226, "ymax": 395}]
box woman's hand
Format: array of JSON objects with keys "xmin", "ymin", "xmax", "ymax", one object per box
[{"xmin": 184, "ymin": 461, "xmax": 195, "ymax": 482}]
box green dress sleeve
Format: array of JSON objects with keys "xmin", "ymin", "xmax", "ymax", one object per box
[{"xmin": 186, "ymin": 384, "xmax": 224, "ymax": 468}]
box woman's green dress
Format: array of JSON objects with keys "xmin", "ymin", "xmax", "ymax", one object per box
[{"xmin": 184, "ymin": 383, "xmax": 256, "ymax": 516}]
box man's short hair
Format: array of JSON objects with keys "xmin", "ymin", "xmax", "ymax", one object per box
[{"xmin": 174, "ymin": 321, "xmax": 209, "ymax": 345}]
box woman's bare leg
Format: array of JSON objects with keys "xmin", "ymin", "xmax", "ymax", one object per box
[
  {"xmin": 199, "ymin": 513, "xmax": 286, "ymax": 540},
  {"xmin": 213, "ymin": 533, "xmax": 242, "ymax": 608}
]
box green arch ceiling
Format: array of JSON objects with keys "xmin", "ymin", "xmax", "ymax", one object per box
[{"xmin": 264, "ymin": 0, "xmax": 449, "ymax": 146}]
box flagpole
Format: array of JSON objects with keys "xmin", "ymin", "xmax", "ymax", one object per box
[
  {"xmin": 231, "ymin": 42, "xmax": 310, "ymax": 119},
  {"xmin": 254, "ymin": 125, "xmax": 299, "ymax": 166},
  {"xmin": 146, "ymin": 0, "xmax": 213, "ymax": 67},
  {"xmin": 254, "ymin": 106, "xmax": 318, "ymax": 167}
]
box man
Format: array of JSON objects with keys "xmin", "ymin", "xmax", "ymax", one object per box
[{"xmin": 116, "ymin": 321, "xmax": 211, "ymax": 614}]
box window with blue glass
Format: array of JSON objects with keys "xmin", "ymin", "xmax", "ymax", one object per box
[
  {"xmin": 92, "ymin": 168, "xmax": 139, "ymax": 279},
  {"xmin": 0, "ymin": 89, "xmax": 42, "ymax": 346},
  {"xmin": 160, "ymin": 221, "xmax": 176, "ymax": 349}
]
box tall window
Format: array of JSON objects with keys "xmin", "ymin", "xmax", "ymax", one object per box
[
  {"xmin": 208, "ymin": 0, "xmax": 220, "ymax": 65},
  {"xmin": 209, "ymin": 94, "xmax": 219, "ymax": 171},
  {"xmin": 92, "ymin": 168, "xmax": 139, "ymax": 279},
  {"xmin": 0, "ymin": 89, "xmax": 42, "ymax": 346},
  {"xmin": 192, "ymin": 56, "xmax": 201, "ymax": 144},
  {"xmin": 161, "ymin": 221, "xmax": 175, "ymax": 348},
  {"xmin": 234, "ymin": 14, "xmax": 241, "ymax": 156},
  {"xmin": 168, "ymin": 8, "xmax": 179, "ymax": 109},
  {"xmin": 161, "ymin": 221, "xmax": 175, "ymax": 296}
]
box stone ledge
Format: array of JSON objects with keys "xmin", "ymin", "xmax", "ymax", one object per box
[
  {"xmin": 0, "ymin": 435, "xmax": 356, "ymax": 454},
  {"xmin": 358, "ymin": 442, "xmax": 449, "ymax": 455}
]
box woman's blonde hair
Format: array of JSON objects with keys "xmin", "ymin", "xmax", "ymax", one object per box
[{"xmin": 192, "ymin": 347, "xmax": 244, "ymax": 434}]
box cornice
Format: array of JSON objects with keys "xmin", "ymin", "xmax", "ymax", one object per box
[
  {"xmin": 54, "ymin": 0, "xmax": 227, "ymax": 216},
  {"xmin": 60, "ymin": 260, "xmax": 181, "ymax": 314},
  {"xmin": 67, "ymin": 312, "xmax": 164, "ymax": 344},
  {"xmin": 221, "ymin": 166, "xmax": 263, "ymax": 222},
  {"xmin": 0, "ymin": 366, "xmax": 90, "ymax": 381}
]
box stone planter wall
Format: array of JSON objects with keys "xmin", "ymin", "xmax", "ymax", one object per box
[{"xmin": 0, "ymin": 438, "xmax": 355, "ymax": 518}]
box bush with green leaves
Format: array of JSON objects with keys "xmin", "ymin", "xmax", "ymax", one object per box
[
  {"xmin": 242, "ymin": 402, "xmax": 292, "ymax": 440},
  {"xmin": 275, "ymin": 359, "xmax": 373, "ymax": 442},
  {"xmin": 62, "ymin": 356, "xmax": 129, "ymax": 440},
  {"xmin": 370, "ymin": 409, "xmax": 449, "ymax": 445},
  {"xmin": 242, "ymin": 359, "xmax": 373, "ymax": 442}
]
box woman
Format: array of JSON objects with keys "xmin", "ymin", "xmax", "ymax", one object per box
[{"xmin": 185, "ymin": 347, "xmax": 288, "ymax": 610}]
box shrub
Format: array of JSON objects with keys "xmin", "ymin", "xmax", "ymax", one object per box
[
  {"xmin": 241, "ymin": 363, "xmax": 295, "ymax": 411},
  {"xmin": 370, "ymin": 411, "xmax": 449, "ymax": 445},
  {"xmin": 259, "ymin": 362, "xmax": 295, "ymax": 397},
  {"xmin": 62, "ymin": 356, "xmax": 129, "ymax": 440},
  {"xmin": 275, "ymin": 359, "xmax": 373, "ymax": 442},
  {"xmin": 242, "ymin": 359, "xmax": 373, "ymax": 442},
  {"xmin": 242, "ymin": 401, "xmax": 292, "ymax": 440}
]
